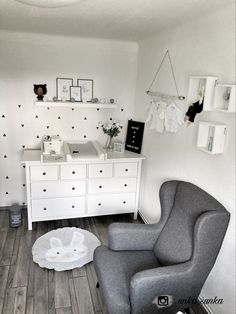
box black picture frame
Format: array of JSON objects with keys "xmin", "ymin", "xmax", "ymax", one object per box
[
  {"xmin": 125, "ymin": 120, "xmax": 145, "ymax": 154},
  {"xmin": 56, "ymin": 78, "xmax": 73, "ymax": 101},
  {"xmin": 77, "ymin": 79, "xmax": 93, "ymax": 102},
  {"xmin": 70, "ymin": 86, "xmax": 82, "ymax": 102}
]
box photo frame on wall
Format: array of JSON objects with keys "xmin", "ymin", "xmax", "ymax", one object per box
[
  {"xmin": 56, "ymin": 78, "xmax": 73, "ymax": 101},
  {"xmin": 78, "ymin": 79, "xmax": 93, "ymax": 102},
  {"xmin": 70, "ymin": 86, "xmax": 82, "ymax": 102}
]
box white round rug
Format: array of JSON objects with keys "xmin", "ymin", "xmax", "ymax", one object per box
[{"xmin": 32, "ymin": 227, "xmax": 101, "ymax": 271}]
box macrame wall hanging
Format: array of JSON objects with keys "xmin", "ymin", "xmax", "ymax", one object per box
[
  {"xmin": 146, "ymin": 50, "xmax": 185, "ymax": 101},
  {"xmin": 145, "ymin": 50, "xmax": 185, "ymax": 134}
]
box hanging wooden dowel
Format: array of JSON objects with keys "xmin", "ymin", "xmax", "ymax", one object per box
[{"xmin": 146, "ymin": 90, "xmax": 185, "ymax": 100}]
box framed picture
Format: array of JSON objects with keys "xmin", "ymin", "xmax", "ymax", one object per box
[
  {"xmin": 114, "ymin": 142, "xmax": 125, "ymax": 153},
  {"xmin": 70, "ymin": 86, "xmax": 82, "ymax": 102},
  {"xmin": 125, "ymin": 120, "xmax": 145, "ymax": 154},
  {"xmin": 56, "ymin": 78, "xmax": 73, "ymax": 101},
  {"xmin": 78, "ymin": 79, "xmax": 93, "ymax": 102}
]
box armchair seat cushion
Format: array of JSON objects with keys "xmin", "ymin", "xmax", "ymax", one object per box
[{"xmin": 94, "ymin": 245, "xmax": 160, "ymax": 314}]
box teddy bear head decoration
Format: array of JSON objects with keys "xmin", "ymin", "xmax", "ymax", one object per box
[{"xmin": 34, "ymin": 84, "xmax": 47, "ymax": 101}]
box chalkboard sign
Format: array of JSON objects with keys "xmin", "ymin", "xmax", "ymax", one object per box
[{"xmin": 125, "ymin": 120, "xmax": 145, "ymax": 154}]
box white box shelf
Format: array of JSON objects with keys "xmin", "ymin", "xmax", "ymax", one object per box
[
  {"xmin": 186, "ymin": 76, "xmax": 218, "ymax": 111},
  {"xmin": 197, "ymin": 121, "xmax": 227, "ymax": 154},
  {"xmin": 214, "ymin": 84, "xmax": 235, "ymax": 112},
  {"xmin": 34, "ymin": 100, "xmax": 117, "ymax": 109}
]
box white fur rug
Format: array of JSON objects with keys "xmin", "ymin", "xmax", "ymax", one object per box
[{"xmin": 32, "ymin": 227, "xmax": 101, "ymax": 271}]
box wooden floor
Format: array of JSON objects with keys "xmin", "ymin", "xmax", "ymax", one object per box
[
  {"xmin": 0, "ymin": 209, "xmax": 134, "ymax": 314},
  {"xmin": 0, "ymin": 210, "xmax": 206, "ymax": 314}
]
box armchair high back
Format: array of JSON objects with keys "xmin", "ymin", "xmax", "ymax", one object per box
[{"xmin": 94, "ymin": 181, "xmax": 230, "ymax": 314}]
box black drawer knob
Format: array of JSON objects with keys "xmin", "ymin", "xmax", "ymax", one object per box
[
  {"xmin": 99, "ymin": 185, "xmax": 102, "ymax": 189},
  {"xmin": 72, "ymin": 171, "xmax": 76, "ymax": 174},
  {"xmin": 43, "ymin": 189, "xmax": 47, "ymax": 192},
  {"xmin": 43, "ymin": 207, "xmax": 47, "ymax": 210},
  {"xmin": 72, "ymin": 187, "xmax": 75, "ymax": 190},
  {"xmin": 125, "ymin": 169, "xmax": 128, "ymax": 172},
  {"xmin": 72, "ymin": 205, "xmax": 75, "ymax": 208},
  {"xmin": 42, "ymin": 172, "xmax": 46, "ymax": 175},
  {"xmin": 99, "ymin": 170, "xmax": 103, "ymax": 173},
  {"xmin": 124, "ymin": 184, "xmax": 127, "ymax": 187},
  {"xmin": 123, "ymin": 201, "xmax": 126, "ymax": 204},
  {"xmin": 98, "ymin": 203, "xmax": 101, "ymax": 206}
]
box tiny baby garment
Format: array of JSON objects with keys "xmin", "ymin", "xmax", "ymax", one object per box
[
  {"xmin": 160, "ymin": 103, "xmax": 183, "ymax": 133},
  {"xmin": 185, "ymin": 98, "xmax": 204, "ymax": 122},
  {"xmin": 146, "ymin": 101, "xmax": 167, "ymax": 133}
]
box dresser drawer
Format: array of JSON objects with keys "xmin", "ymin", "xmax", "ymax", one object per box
[
  {"xmin": 60, "ymin": 164, "xmax": 86, "ymax": 180},
  {"xmin": 88, "ymin": 163, "xmax": 112, "ymax": 178},
  {"xmin": 88, "ymin": 178, "xmax": 137, "ymax": 194},
  {"xmin": 30, "ymin": 165, "xmax": 58, "ymax": 182},
  {"xmin": 32, "ymin": 197, "xmax": 85, "ymax": 220},
  {"xmin": 87, "ymin": 193, "xmax": 136, "ymax": 214},
  {"xmin": 31, "ymin": 181, "xmax": 86, "ymax": 199},
  {"xmin": 114, "ymin": 162, "xmax": 138, "ymax": 177}
]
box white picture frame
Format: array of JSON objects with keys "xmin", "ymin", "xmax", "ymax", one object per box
[
  {"xmin": 78, "ymin": 79, "xmax": 93, "ymax": 102},
  {"xmin": 113, "ymin": 142, "xmax": 125, "ymax": 153},
  {"xmin": 56, "ymin": 78, "xmax": 73, "ymax": 101},
  {"xmin": 70, "ymin": 86, "xmax": 82, "ymax": 102}
]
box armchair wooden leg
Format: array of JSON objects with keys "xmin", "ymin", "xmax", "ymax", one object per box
[{"xmin": 96, "ymin": 282, "xmax": 100, "ymax": 288}]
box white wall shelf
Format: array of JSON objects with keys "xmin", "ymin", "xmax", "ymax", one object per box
[
  {"xmin": 34, "ymin": 100, "xmax": 118, "ymax": 109},
  {"xmin": 197, "ymin": 121, "xmax": 227, "ymax": 154},
  {"xmin": 214, "ymin": 84, "xmax": 235, "ymax": 112},
  {"xmin": 186, "ymin": 76, "xmax": 218, "ymax": 111}
]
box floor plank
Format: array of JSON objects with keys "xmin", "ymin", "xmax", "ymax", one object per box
[
  {"xmin": 0, "ymin": 265, "xmax": 10, "ymax": 313},
  {"xmin": 33, "ymin": 222, "xmax": 49, "ymax": 314},
  {"xmin": 0, "ymin": 227, "xmax": 16, "ymax": 266},
  {"xmin": 12, "ymin": 226, "xmax": 33, "ymax": 287},
  {"xmin": 48, "ymin": 269, "xmax": 56, "ymax": 314},
  {"xmin": 71, "ymin": 277, "xmax": 94, "ymax": 314},
  {"xmin": 26, "ymin": 296, "xmax": 34, "ymax": 314},
  {"xmin": 86, "ymin": 262, "xmax": 104, "ymax": 313},
  {"xmin": 71, "ymin": 266, "xmax": 87, "ymax": 278},
  {"xmin": 56, "ymin": 307, "xmax": 72, "ymax": 314},
  {"xmin": 68, "ymin": 279, "xmax": 79, "ymax": 314},
  {"xmin": 13, "ymin": 286, "xmax": 27, "ymax": 314},
  {"xmin": 55, "ymin": 271, "xmax": 71, "ymax": 309},
  {"xmin": 2, "ymin": 287, "xmax": 17, "ymax": 314}
]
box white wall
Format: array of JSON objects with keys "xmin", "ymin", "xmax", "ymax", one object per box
[
  {"xmin": 134, "ymin": 5, "xmax": 235, "ymax": 314},
  {"xmin": 0, "ymin": 31, "xmax": 138, "ymax": 207}
]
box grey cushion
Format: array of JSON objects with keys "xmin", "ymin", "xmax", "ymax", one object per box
[
  {"xmin": 154, "ymin": 181, "xmax": 227, "ymax": 265},
  {"xmin": 94, "ymin": 245, "xmax": 160, "ymax": 314},
  {"xmin": 108, "ymin": 223, "xmax": 160, "ymax": 251}
]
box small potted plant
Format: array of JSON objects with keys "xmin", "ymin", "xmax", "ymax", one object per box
[{"xmin": 98, "ymin": 119, "xmax": 123, "ymax": 151}]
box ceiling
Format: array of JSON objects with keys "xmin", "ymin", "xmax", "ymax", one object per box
[{"xmin": 0, "ymin": 0, "xmax": 234, "ymax": 41}]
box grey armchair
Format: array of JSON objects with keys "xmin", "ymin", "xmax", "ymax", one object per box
[{"xmin": 94, "ymin": 181, "xmax": 230, "ymax": 314}]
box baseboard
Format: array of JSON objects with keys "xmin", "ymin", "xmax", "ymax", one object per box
[
  {"xmin": 0, "ymin": 205, "xmax": 27, "ymax": 211},
  {"xmin": 198, "ymin": 295, "xmax": 214, "ymax": 314},
  {"xmin": 138, "ymin": 210, "xmax": 150, "ymax": 224}
]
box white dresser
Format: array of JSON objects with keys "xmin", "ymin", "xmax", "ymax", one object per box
[{"xmin": 22, "ymin": 150, "xmax": 144, "ymax": 230}]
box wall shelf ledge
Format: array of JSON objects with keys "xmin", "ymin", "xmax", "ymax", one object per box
[{"xmin": 34, "ymin": 100, "xmax": 118, "ymax": 109}]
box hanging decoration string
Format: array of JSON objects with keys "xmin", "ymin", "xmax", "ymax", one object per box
[{"xmin": 146, "ymin": 50, "xmax": 185, "ymax": 101}]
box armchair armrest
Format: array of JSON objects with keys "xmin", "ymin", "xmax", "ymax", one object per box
[
  {"xmin": 130, "ymin": 262, "xmax": 197, "ymax": 314},
  {"xmin": 108, "ymin": 222, "xmax": 162, "ymax": 251}
]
